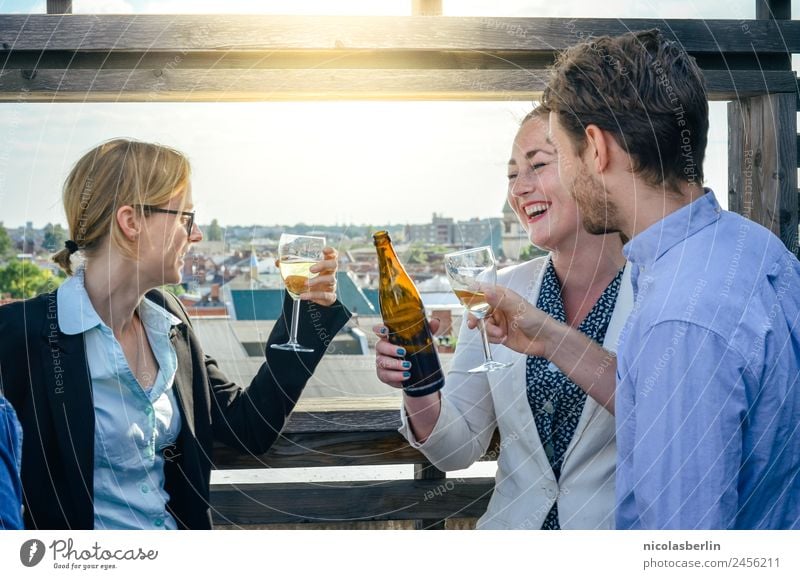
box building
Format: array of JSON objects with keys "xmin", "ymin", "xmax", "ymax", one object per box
[
  {"xmin": 501, "ymin": 199, "xmax": 530, "ymax": 261},
  {"xmin": 406, "ymin": 213, "xmax": 503, "ymax": 254}
]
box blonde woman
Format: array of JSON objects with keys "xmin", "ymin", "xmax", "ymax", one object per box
[{"xmin": 0, "ymin": 139, "xmax": 349, "ymax": 529}]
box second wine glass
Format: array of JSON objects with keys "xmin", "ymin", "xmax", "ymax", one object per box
[
  {"xmin": 271, "ymin": 233, "xmax": 326, "ymax": 353},
  {"xmin": 444, "ymin": 246, "xmax": 511, "ymax": 373}
]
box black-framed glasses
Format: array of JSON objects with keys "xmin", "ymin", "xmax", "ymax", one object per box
[{"xmin": 140, "ymin": 205, "xmax": 195, "ymax": 236}]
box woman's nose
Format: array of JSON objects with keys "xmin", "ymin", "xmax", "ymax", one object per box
[{"xmin": 190, "ymin": 222, "xmax": 203, "ymax": 242}]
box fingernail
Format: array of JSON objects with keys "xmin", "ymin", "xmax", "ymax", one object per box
[
  {"xmin": 402, "ymin": 372, "xmax": 411, "ymax": 378},
  {"xmin": 380, "ymin": 327, "xmax": 387, "ymax": 334},
  {"xmin": 402, "ymin": 361, "xmax": 411, "ymax": 369},
  {"xmin": 396, "ymin": 348, "xmax": 406, "ymax": 356}
]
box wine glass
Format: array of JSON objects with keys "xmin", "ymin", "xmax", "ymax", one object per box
[
  {"xmin": 444, "ymin": 246, "xmax": 511, "ymax": 373},
  {"xmin": 271, "ymin": 234, "xmax": 326, "ymax": 352}
]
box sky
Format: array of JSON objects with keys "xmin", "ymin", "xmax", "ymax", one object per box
[{"xmin": 0, "ymin": 0, "xmax": 793, "ymax": 228}]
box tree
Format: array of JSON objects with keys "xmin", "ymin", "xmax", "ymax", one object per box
[
  {"xmin": 43, "ymin": 223, "xmax": 67, "ymax": 253},
  {"xmin": 0, "ymin": 259, "xmax": 62, "ymax": 299},
  {"xmin": 518, "ymin": 244, "xmax": 548, "ymax": 261},
  {"xmin": 0, "ymin": 222, "xmax": 12, "ymax": 259},
  {"xmin": 206, "ymin": 218, "xmax": 224, "ymax": 242}
]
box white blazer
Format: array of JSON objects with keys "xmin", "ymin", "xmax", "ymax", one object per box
[{"xmin": 399, "ymin": 255, "xmax": 633, "ymax": 529}]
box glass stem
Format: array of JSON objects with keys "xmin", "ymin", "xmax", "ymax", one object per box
[
  {"xmin": 288, "ymin": 297, "xmax": 302, "ymax": 345},
  {"xmin": 478, "ymin": 318, "xmax": 495, "ymax": 363}
]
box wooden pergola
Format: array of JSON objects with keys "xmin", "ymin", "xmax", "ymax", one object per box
[{"xmin": 2, "ymin": 0, "xmax": 797, "ymax": 528}]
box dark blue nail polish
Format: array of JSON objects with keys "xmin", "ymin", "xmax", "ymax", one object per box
[
  {"xmin": 402, "ymin": 372, "xmax": 411, "ymax": 378},
  {"xmin": 402, "ymin": 361, "xmax": 411, "ymax": 369},
  {"xmin": 396, "ymin": 348, "xmax": 406, "ymax": 356},
  {"xmin": 380, "ymin": 327, "xmax": 387, "ymax": 334}
]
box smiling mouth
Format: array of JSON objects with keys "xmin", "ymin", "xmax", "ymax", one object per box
[{"xmin": 524, "ymin": 203, "xmax": 549, "ymax": 220}]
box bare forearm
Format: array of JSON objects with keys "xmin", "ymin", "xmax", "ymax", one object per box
[
  {"xmin": 403, "ymin": 391, "xmax": 442, "ymax": 443},
  {"xmin": 543, "ymin": 323, "xmax": 617, "ymax": 414}
]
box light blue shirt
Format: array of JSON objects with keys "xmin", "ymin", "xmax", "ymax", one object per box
[
  {"xmin": 58, "ymin": 269, "xmax": 182, "ymax": 530},
  {"xmin": 616, "ymin": 190, "xmax": 800, "ymax": 529}
]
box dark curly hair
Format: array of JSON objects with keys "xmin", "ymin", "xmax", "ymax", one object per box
[{"xmin": 542, "ymin": 29, "xmax": 708, "ymax": 193}]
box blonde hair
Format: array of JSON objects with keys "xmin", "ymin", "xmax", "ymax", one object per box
[{"xmin": 53, "ymin": 138, "xmax": 191, "ymax": 275}]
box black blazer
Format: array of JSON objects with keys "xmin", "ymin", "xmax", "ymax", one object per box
[{"xmin": 0, "ymin": 288, "xmax": 350, "ymax": 529}]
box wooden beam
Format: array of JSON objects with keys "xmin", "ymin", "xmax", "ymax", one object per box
[
  {"xmin": 210, "ymin": 478, "xmax": 494, "ymax": 525},
  {"xmin": 412, "ymin": 0, "xmax": 442, "ymax": 16},
  {"xmin": 756, "ymin": 0, "xmax": 791, "ymax": 20},
  {"xmin": 0, "ymin": 16, "xmax": 798, "ymax": 53},
  {"xmin": 729, "ymin": 93, "xmax": 799, "ymax": 255},
  {"xmin": 46, "ymin": 0, "xmax": 71, "ymax": 14},
  {"xmin": 0, "ymin": 68, "xmax": 793, "ymax": 103},
  {"xmin": 756, "ymin": 1, "xmax": 791, "ymax": 68},
  {"xmin": 212, "ymin": 410, "xmax": 502, "ymax": 468}
]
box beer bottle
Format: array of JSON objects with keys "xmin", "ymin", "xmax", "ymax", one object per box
[{"xmin": 373, "ymin": 231, "xmax": 445, "ymax": 397}]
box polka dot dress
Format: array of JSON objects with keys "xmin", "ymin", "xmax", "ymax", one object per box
[{"xmin": 526, "ymin": 260, "xmax": 623, "ymax": 529}]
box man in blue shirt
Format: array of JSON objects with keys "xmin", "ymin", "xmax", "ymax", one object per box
[
  {"xmin": 0, "ymin": 395, "xmax": 23, "ymax": 529},
  {"xmin": 536, "ymin": 29, "xmax": 800, "ymax": 528}
]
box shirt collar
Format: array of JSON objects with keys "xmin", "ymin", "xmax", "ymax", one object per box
[
  {"xmin": 623, "ymin": 188, "xmax": 722, "ymax": 266},
  {"xmin": 58, "ymin": 267, "xmax": 182, "ymax": 335}
]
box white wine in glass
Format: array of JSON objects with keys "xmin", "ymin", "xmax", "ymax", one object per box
[
  {"xmin": 272, "ymin": 234, "xmax": 325, "ymax": 353},
  {"xmin": 444, "ymin": 246, "xmax": 511, "ymax": 373}
]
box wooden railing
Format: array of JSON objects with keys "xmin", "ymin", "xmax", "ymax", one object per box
[{"xmin": 210, "ymin": 405, "xmax": 500, "ymax": 529}]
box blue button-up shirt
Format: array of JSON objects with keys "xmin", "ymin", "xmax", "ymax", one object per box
[
  {"xmin": 616, "ymin": 190, "xmax": 800, "ymax": 529},
  {"xmin": 0, "ymin": 396, "xmax": 23, "ymax": 529},
  {"xmin": 58, "ymin": 269, "xmax": 182, "ymax": 530}
]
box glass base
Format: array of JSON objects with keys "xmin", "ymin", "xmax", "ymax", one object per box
[
  {"xmin": 270, "ymin": 342, "xmax": 315, "ymax": 353},
  {"xmin": 468, "ymin": 360, "xmax": 512, "ymax": 374}
]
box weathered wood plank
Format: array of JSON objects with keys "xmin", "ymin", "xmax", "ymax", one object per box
[
  {"xmin": 209, "ymin": 477, "xmax": 494, "ymax": 525},
  {"xmin": 414, "ymin": 462, "xmax": 447, "ymax": 529},
  {"xmin": 729, "ymin": 93, "xmax": 799, "ymax": 255},
  {"xmin": 0, "ymin": 16, "xmax": 798, "ymax": 53},
  {"xmin": 412, "ymin": 0, "xmax": 442, "ymax": 16},
  {"xmin": 756, "ymin": 0, "xmax": 791, "ymax": 20},
  {"xmin": 1, "ymin": 49, "xmax": 791, "ymax": 72},
  {"xmin": 46, "ymin": 0, "xmax": 71, "ymax": 14},
  {"xmin": 212, "ymin": 410, "xmax": 502, "ymax": 468},
  {"xmin": 0, "ymin": 68, "xmax": 794, "ymax": 102}
]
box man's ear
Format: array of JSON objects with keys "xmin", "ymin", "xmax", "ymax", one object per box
[
  {"xmin": 585, "ymin": 124, "xmax": 610, "ymax": 174},
  {"xmin": 116, "ymin": 205, "xmax": 141, "ymax": 241}
]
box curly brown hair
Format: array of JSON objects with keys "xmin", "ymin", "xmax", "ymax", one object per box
[{"xmin": 542, "ymin": 29, "xmax": 708, "ymax": 193}]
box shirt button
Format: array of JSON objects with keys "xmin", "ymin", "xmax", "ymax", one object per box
[
  {"xmin": 145, "ymin": 407, "xmax": 153, "ymax": 415},
  {"xmin": 140, "ymin": 484, "xmax": 149, "ymax": 494},
  {"xmin": 154, "ymin": 518, "xmax": 163, "ymax": 527},
  {"xmin": 544, "ymin": 486, "xmax": 558, "ymax": 499}
]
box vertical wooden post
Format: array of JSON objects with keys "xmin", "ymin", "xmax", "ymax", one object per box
[
  {"xmin": 412, "ymin": 0, "xmax": 442, "ymax": 16},
  {"xmin": 728, "ymin": 93, "xmax": 798, "ymax": 255},
  {"xmin": 728, "ymin": 0, "xmax": 798, "ymax": 254},
  {"xmin": 46, "ymin": 0, "xmax": 72, "ymax": 14},
  {"xmin": 414, "ymin": 461, "xmax": 446, "ymax": 529},
  {"xmin": 755, "ymin": 0, "xmax": 791, "ymax": 19}
]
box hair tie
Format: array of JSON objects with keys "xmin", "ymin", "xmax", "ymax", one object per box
[{"xmin": 64, "ymin": 240, "xmax": 80, "ymax": 255}]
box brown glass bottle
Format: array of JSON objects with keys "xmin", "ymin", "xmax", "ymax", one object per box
[{"xmin": 373, "ymin": 231, "xmax": 445, "ymax": 396}]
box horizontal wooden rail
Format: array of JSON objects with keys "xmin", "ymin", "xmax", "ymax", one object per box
[
  {"xmin": 0, "ymin": 15, "xmax": 797, "ymax": 102},
  {"xmin": 0, "ymin": 68, "xmax": 794, "ymax": 102},
  {"xmin": 210, "ymin": 409, "xmax": 499, "ymax": 527},
  {"xmin": 1, "ymin": 16, "xmax": 799, "ymax": 53},
  {"xmin": 212, "ymin": 409, "xmax": 501, "ymax": 468},
  {"xmin": 210, "ymin": 477, "xmax": 494, "ymax": 526}
]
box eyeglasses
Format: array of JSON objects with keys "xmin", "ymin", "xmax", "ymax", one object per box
[{"xmin": 140, "ymin": 205, "xmax": 195, "ymax": 236}]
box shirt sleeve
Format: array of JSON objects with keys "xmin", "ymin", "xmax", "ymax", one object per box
[
  {"xmin": 0, "ymin": 397, "xmax": 23, "ymax": 530},
  {"xmin": 398, "ymin": 314, "xmax": 497, "ymax": 471},
  {"xmin": 624, "ymin": 321, "xmax": 749, "ymax": 529}
]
